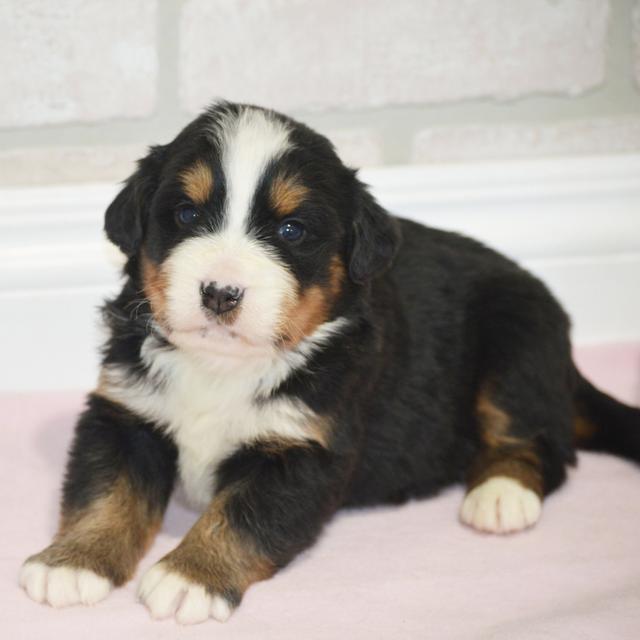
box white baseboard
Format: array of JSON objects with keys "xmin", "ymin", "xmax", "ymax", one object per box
[{"xmin": 1, "ymin": 154, "xmax": 639, "ymax": 391}]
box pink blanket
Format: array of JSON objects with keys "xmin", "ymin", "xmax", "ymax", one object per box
[{"xmin": 4, "ymin": 343, "xmax": 640, "ymax": 638}]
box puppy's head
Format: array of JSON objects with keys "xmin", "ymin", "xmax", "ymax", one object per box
[{"xmin": 105, "ymin": 103, "xmax": 399, "ymax": 356}]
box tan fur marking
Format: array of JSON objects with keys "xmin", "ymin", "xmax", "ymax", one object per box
[
  {"xmin": 467, "ymin": 447, "xmax": 543, "ymax": 497},
  {"xmin": 257, "ymin": 416, "xmax": 332, "ymax": 453},
  {"xmin": 278, "ymin": 255, "xmax": 345, "ymax": 347},
  {"xmin": 476, "ymin": 387, "xmax": 523, "ymax": 448},
  {"xmin": 471, "ymin": 385, "xmax": 543, "ymax": 495},
  {"xmin": 307, "ymin": 414, "xmax": 333, "ymax": 449},
  {"xmin": 270, "ymin": 174, "xmax": 309, "ymax": 218},
  {"xmin": 327, "ymin": 254, "xmax": 345, "ymax": 299},
  {"xmin": 284, "ymin": 284, "xmax": 328, "ymax": 344},
  {"xmin": 160, "ymin": 489, "xmax": 274, "ymax": 599},
  {"xmin": 29, "ymin": 477, "xmax": 162, "ymax": 585},
  {"xmin": 180, "ymin": 160, "xmax": 214, "ymax": 205},
  {"xmin": 141, "ymin": 253, "xmax": 169, "ymax": 327},
  {"xmin": 574, "ymin": 414, "xmax": 597, "ymax": 445}
]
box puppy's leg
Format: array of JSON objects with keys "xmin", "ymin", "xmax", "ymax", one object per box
[
  {"xmin": 460, "ymin": 281, "xmax": 575, "ymax": 534},
  {"xmin": 460, "ymin": 378, "xmax": 573, "ymax": 534},
  {"xmin": 138, "ymin": 440, "xmax": 345, "ymax": 625},
  {"xmin": 460, "ymin": 445, "xmax": 544, "ymax": 534},
  {"xmin": 20, "ymin": 394, "xmax": 177, "ymax": 607}
]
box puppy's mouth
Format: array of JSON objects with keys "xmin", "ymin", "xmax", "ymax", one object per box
[
  {"xmin": 179, "ymin": 322, "xmax": 252, "ymax": 345},
  {"xmin": 161, "ymin": 319, "xmax": 276, "ymax": 357}
]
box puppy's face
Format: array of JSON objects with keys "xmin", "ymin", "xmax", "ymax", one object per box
[{"xmin": 105, "ymin": 103, "xmax": 398, "ymax": 356}]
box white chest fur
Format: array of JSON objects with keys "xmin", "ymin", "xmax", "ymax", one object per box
[{"xmin": 100, "ymin": 334, "xmax": 326, "ymax": 509}]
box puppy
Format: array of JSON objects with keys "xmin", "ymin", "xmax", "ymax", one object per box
[{"xmin": 20, "ymin": 102, "xmax": 640, "ymax": 624}]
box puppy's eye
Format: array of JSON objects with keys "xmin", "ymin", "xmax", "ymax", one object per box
[
  {"xmin": 176, "ymin": 207, "xmax": 199, "ymax": 226},
  {"xmin": 278, "ymin": 220, "xmax": 305, "ymax": 243}
]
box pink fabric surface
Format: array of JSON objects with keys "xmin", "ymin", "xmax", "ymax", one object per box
[{"xmin": 3, "ymin": 343, "xmax": 640, "ymax": 639}]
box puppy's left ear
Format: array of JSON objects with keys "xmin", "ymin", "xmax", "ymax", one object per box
[
  {"xmin": 104, "ymin": 145, "xmax": 164, "ymax": 257},
  {"xmin": 348, "ymin": 180, "xmax": 401, "ymax": 284}
]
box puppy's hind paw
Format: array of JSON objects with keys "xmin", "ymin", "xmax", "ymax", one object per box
[{"xmin": 460, "ymin": 476, "xmax": 542, "ymax": 534}]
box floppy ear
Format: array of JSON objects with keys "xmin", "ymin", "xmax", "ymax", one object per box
[
  {"xmin": 348, "ymin": 181, "xmax": 401, "ymax": 284},
  {"xmin": 104, "ymin": 145, "xmax": 164, "ymax": 256}
]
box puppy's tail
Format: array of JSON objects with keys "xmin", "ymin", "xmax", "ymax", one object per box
[{"xmin": 573, "ymin": 369, "xmax": 640, "ymax": 463}]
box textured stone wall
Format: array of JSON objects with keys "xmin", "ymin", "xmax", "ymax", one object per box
[{"xmin": 0, "ymin": 0, "xmax": 638, "ymax": 185}]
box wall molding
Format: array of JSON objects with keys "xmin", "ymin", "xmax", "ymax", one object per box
[{"xmin": 1, "ymin": 154, "xmax": 639, "ymax": 390}]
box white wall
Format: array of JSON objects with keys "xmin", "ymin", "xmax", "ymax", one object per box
[
  {"xmin": 0, "ymin": 0, "xmax": 639, "ymax": 186},
  {"xmin": 1, "ymin": 154, "xmax": 639, "ymax": 391},
  {"xmin": 1, "ymin": 2, "xmax": 639, "ymax": 391}
]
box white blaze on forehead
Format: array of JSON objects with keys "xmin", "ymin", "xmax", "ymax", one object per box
[
  {"xmin": 156, "ymin": 107, "xmax": 296, "ymax": 356},
  {"xmin": 212, "ymin": 107, "xmax": 292, "ymax": 234}
]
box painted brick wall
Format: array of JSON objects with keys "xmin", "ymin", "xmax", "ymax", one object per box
[
  {"xmin": 180, "ymin": 0, "xmax": 608, "ymax": 111},
  {"xmin": 0, "ymin": 1, "xmax": 157, "ymax": 127},
  {"xmin": 0, "ymin": 0, "xmax": 639, "ymax": 185},
  {"xmin": 634, "ymin": 0, "xmax": 640, "ymax": 87}
]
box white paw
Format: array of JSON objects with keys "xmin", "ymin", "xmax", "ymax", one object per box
[
  {"xmin": 19, "ymin": 561, "xmax": 112, "ymax": 607},
  {"xmin": 137, "ymin": 562, "xmax": 233, "ymax": 625},
  {"xmin": 460, "ymin": 476, "xmax": 542, "ymax": 534}
]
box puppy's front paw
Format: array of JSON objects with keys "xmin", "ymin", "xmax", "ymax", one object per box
[
  {"xmin": 19, "ymin": 560, "xmax": 112, "ymax": 607},
  {"xmin": 460, "ymin": 476, "xmax": 542, "ymax": 534},
  {"xmin": 137, "ymin": 562, "xmax": 234, "ymax": 625}
]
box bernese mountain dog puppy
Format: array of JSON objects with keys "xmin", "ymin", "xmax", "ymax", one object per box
[{"xmin": 20, "ymin": 102, "xmax": 640, "ymax": 624}]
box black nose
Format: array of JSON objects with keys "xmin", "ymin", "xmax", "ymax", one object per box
[{"xmin": 200, "ymin": 282, "xmax": 244, "ymax": 315}]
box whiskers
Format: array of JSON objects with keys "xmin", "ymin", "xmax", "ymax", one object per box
[
  {"xmin": 103, "ymin": 292, "xmax": 160, "ymax": 338},
  {"xmin": 125, "ymin": 296, "xmax": 151, "ymax": 321}
]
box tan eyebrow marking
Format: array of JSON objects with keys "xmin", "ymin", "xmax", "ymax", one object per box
[
  {"xmin": 180, "ymin": 160, "xmax": 214, "ymax": 204},
  {"xmin": 269, "ymin": 174, "xmax": 309, "ymax": 219}
]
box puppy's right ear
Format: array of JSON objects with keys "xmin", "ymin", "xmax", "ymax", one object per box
[{"xmin": 104, "ymin": 145, "xmax": 164, "ymax": 257}]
